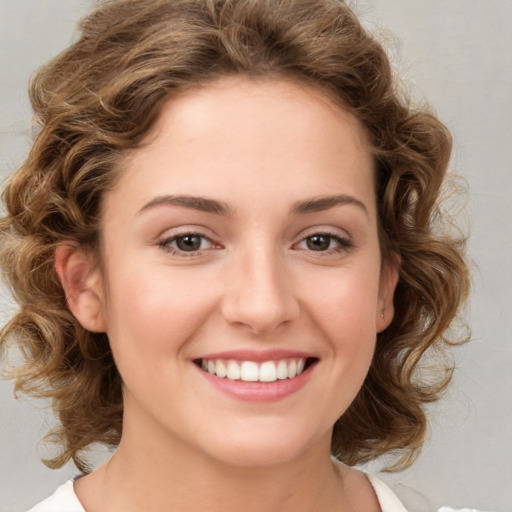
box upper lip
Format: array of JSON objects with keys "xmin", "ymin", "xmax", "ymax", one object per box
[{"xmin": 194, "ymin": 349, "xmax": 318, "ymax": 362}]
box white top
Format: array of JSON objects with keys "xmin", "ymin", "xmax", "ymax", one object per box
[
  {"xmin": 27, "ymin": 476, "xmax": 485, "ymax": 512},
  {"xmin": 27, "ymin": 474, "xmax": 407, "ymax": 512}
]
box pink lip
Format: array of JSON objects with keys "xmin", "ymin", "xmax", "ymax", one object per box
[{"xmin": 192, "ymin": 355, "xmax": 317, "ymax": 402}]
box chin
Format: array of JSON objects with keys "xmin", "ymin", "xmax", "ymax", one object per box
[{"xmin": 199, "ymin": 421, "xmax": 332, "ymax": 469}]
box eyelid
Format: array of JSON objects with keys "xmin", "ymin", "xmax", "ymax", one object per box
[
  {"xmin": 156, "ymin": 225, "xmax": 219, "ymax": 243},
  {"xmin": 295, "ymin": 225, "xmax": 352, "ymax": 242},
  {"xmin": 292, "ymin": 226, "xmax": 355, "ymax": 254},
  {"xmin": 156, "ymin": 226, "xmax": 223, "ymax": 256}
]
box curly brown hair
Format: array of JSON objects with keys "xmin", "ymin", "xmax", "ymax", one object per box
[{"xmin": 0, "ymin": 0, "xmax": 469, "ymax": 472}]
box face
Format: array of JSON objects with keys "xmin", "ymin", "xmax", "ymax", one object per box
[{"xmin": 67, "ymin": 77, "xmax": 397, "ymax": 468}]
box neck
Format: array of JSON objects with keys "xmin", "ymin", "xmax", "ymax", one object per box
[
  {"xmin": 77, "ymin": 414, "xmax": 355, "ymax": 512},
  {"xmin": 108, "ymin": 436, "xmax": 345, "ymax": 512},
  {"xmin": 75, "ymin": 394, "xmax": 380, "ymax": 512}
]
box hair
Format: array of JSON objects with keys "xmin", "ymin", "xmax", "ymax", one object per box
[{"xmin": 0, "ymin": 0, "xmax": 469, "ymax": 472}]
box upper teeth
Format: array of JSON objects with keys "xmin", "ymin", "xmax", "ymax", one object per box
[{"xmin": 201, "ymin": 358, "xmax": 306, "ymax": 382}]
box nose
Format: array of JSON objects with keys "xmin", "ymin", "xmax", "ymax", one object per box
[{"xmin": 221, "ymin": 247, "xmax": 299, "ymax": 335}]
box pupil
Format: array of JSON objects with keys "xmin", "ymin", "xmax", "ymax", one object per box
[
  {"xmin": 177, "ymin": 235, "xmax": 201, "ymax": 251},
  {"xmin": 307, "ymin": 235, "xmax": 330, "ymax": 251}
]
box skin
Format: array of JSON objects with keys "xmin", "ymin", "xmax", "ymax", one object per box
[{"xmin": 56, "ymin": 77, "xmax": 398, "ymax": 512}]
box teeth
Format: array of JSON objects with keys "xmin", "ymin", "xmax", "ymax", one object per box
[
  {"xmin": 259, "ymin": 361, "xmax": 277, "ymax": 382},
  {"xmin": 226, "ymin": 360, "xmax": 241, "ymax": 380},
  {"xmin": 287, "ymin": 360, "xmax": 297, "ymax": 379},
  {"xmin": 277, "ymin": 360, "xmax": 288, "ymax": 380},
  {"xmin": 240, "ymin": 361, "xmax": 259, "ymax": 382},
  {"xmin": 201, "ymin": 358, "xmax": 308, "ymax": 382},
  {"xmin": 215, "ymin": 360, "xmax": 227, "ymax": 378}
]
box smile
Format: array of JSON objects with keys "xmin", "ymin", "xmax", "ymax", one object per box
[
  {"xmin": 193, "ymin": 353, "xmax": 318, "ymax": 402},
  {"xmin": 198, "ymin": 358, "xmax": 309, "ymax": 382}
]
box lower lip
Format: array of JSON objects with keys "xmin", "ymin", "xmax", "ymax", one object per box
[{"xmin": 195, "ymin": 363, "xmax": 315, "ymax": 402}]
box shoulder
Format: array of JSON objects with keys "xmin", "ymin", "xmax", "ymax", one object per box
[
  {"xmin": 331, "ymin": 460, "xmax": 408, "ymax": 512},
  {"xmin": 26, "ymin": 480, "xmax": 85, "ymax": 512},
  {"xmin": 365, "ymin": 474, "xmax": 488, "ymax": 512},
  {"xmin": 365, "ymin": 473, "xmax": 409, "ymax": 512}
]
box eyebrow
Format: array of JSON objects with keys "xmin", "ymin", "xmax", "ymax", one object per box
[
  {"xmin": 291, "ymin": 194, "xmax": 368, "ymax": 217},
  {"xmin": 138, "ymin": 195, "xmax": 233, "ymax": 216},
  {"xmin": 137, "ymin": 193, "xmax": 368, "ymax": 218}
]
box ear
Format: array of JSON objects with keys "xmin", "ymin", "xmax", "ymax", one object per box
[
  {"xmin": 55, "ymin": 243, "xmax": 107, "ymax": 333},
  {"xmin": 376, "ymin": 254, "xmax": 400, "ymax": 333}
]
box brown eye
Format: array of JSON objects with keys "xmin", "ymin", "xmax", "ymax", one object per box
[
  {"xmin": 306, "ymin": 234, "xmax": 332, "ymax": 251},
  {"xmin": 158, "ymin": 232, "xmax": 215, "ymax": 255},
  {"xmin": 294, "ymin": 232, "xmax": 353, "ymax": 256},
  {"xmin": 157, "ymin": 229, "xmax": 223, "ymax": 257},
  {"xmin": 175, "ymin": 235, "xmax": 203, "ymax": 251}
]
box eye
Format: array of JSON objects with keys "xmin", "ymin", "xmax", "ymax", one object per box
[
  {"xmin": 158, "ymin": 232, "xmax": 217, "ymax": 255},
  {"xmin": 295, "ymin": 232, "xmax": 353, "ymax": 254},
  {"xmin": 174, "ymin": 234, "xmax": 206, "ymax": 252},
  {"xmin": 305, "ymin": 234, "xmax": 335, "ymax": 251}
]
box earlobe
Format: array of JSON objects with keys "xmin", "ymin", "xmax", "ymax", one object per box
[
  {"xmin": 55, "ymin": 243, "xmax": 107, "ymax": 333},
  {"xmin": 376, "ymin": 256, "xmax": 400, "ymax": 333}
]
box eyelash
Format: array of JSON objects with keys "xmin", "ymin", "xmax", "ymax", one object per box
[
  {"xmin": 294, "ymin": 231, "xmax": 354, "ymax": 256},
  {"xmin": 157, "ymin": 232, "xmax": 219, "ymax": 257},
  {"xmin": 157, "ymin": 230, "xmax": 354, "ymax": 257}
]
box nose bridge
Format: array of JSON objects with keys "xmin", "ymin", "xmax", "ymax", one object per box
[{"xmin": 221, "ymin": 241, "xmax": 298, "ymax": 334}]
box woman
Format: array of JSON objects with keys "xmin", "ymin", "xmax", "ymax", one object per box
[{"xmin": 0, "ymin": 0, "xmax": 469, "ymax": 510}]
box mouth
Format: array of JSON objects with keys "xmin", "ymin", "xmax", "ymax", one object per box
[{"xmin": 194, "ymin": 357, "xmax": 318, "ymax": 383}]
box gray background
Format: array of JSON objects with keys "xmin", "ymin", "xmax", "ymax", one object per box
[{"xmin": 1, "ymin": 1, "xmax": 511, "ymax": 511}]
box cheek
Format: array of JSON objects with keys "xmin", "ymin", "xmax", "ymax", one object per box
[
  {"xmin": 301, "ymin": 264, "xmax": 381, "ymax": 339},
  {"xmin": 104, "ymin": 265, "xmax": 217, "ymax": 363},
  {"xmin": 300, "ymin": 264, "xmax": 380, "ymax": 390},
  {"xmin": 297, "ymin": 268, "xmax": 381, "ymax": 420}
]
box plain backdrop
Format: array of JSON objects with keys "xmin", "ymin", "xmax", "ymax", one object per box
[{"xmin": 1, "ymin": 1, "xmax": 511, "ymax": 511}]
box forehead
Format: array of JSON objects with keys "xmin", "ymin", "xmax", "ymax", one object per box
[
  {"xmin": 107, "ymin": 77, "xmax": 376, "ymax": 219},
  {"xmin": 145, "ymin": 76, "xmax": 370, "ymax": 157}
]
